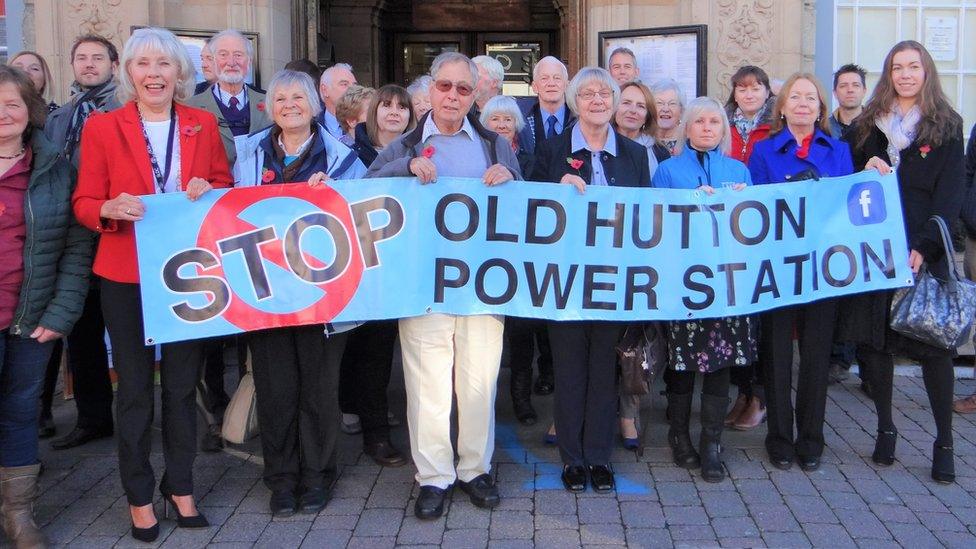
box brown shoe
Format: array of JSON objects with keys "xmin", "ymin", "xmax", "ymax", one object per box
[
  {"xmin": 732, "ymin": 397, "xmax": 766, "ymax": 430},
  {"xmin": 953, "ymin": 394, "xmax": 976, "ymax": 414},
  {"xmin": 725, "ymin": 394, "xmax": 749, "ymax": 427}
]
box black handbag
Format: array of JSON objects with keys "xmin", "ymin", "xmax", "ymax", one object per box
[
  {"xmin": 616, "ymin": 323, "xmax": 667, "ymax": 396},
  {"xmin": 889, "ymin": 215, "xmax": 976, "ymax": 350}
]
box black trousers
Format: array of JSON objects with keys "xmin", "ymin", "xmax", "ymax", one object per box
[
  {"xmin": 250, "ymin": 325, "xmax": 347, "ymax": 493},
  {"xmin": 337, "ymin": 320, "xmax": 398, "ymax": 444},
  {"xmin": 548, "ymin": 321, "xmax": 624, "ymax": 466},
  {"xmin": 507, "ymin": 316, "xmax": 553, "ymax": 384},
  {"xmin": 40, "ymin": 284, "xmax": 113, "ymax": 429},
  {"xmin": 197, "ymin": 336, "xmax": 242, "ymax": 427},
  {"xmin": 101, "ymin": 280, "xmax": 204, "ymax": 506},
  {"xmin": 761, "ymin": 299, "xmax": 838, "ymax": 459}
]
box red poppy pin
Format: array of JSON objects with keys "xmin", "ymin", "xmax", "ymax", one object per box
[
  {"xmin": 919, "ymin": 144, "xmax": 931, "ymax": 159},
  {"xmin": 261, "ymin": 168, "xmax": 276, "ymax": 183},
  {"xmin": 256, "ymin": 101, "xmax": 266, "ymax": 112},
  {"xmin": 421, "ymin": 145, "xmax": 435, "ymax": 159},
  {"xmin": 0, "ymin": 202, "xmax": 5, "ymax": 217},
  {"xmin": 181, "ymin": 124, "xmax": 201, "ymax": 137},
  {"xmin": 566, "ymin": 157, "xmax": 584, "ymax": 172}
]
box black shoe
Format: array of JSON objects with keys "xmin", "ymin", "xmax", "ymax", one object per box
[
  {"xmin": 932, "ymin": 445, "xmax": 955, "ymax": 484},
  {"xmin": 667, "ymin": 392, "xmax": 700, "ymax": 469},
  {"xmin": 872, "ymin": 430, "xmax": 897, "ymax": 466},
  {"xmin": 769, "ymin": 453, "xmax": 793, "ymax": 471},
  {"xmin": 364, "ymin": 440, "xmax": 408, "ymax": 467},
  {"xmin": 200, "ymin": 424, "xmax": 224, "ymax": 453},
  {"xmin": 39, "ymin": 415, "xmax": 56, "ymax": 439},
  {"xmin": 797, "ymin": 455, "xmax": 821, "ymax": 472},
  {"xmin": 588, "ymin": 464, "xmax": 615, "ymax": 493},
  {"xmin": 457, "ymin": 473, "xmax": 500, "ymax": 508},
  {"xmin": 698, "ymin": 394, "xmax": 728, "ymax": 483},
  {"xmin": 51, "ymin": 426, "xmax": 113, "ymax": 450},
  {"xmin": 533, "ymin": 376, "xmax": 554, "ymax": 395},
  {"xmin": 561, "ymin": 465, "xmax": 586, "ymax": 492},
  {"xmin": 828, "ymin": 364, "xmax": 850, "ymax": 384},
  {"xmin": 860, "ymin": 381, "xmax": 874, "ymax": 399},
  {"xmin": 414, "ymin": 485, "xmax": 449, "ymax": 519},
  {"xmin": 269, "ymin": 490, "xmax": 298, "ymax": 518},
  {"xmin": 512, "ymin": 399, "xmax": 538, "ymax": 425},
  {"xmin": 131, "ymin": 522, "xmax": 159, "ymax": 543},
  {"xmin": 161, "ymin": 492, "xmax": 209, "ymax": 528},
  {"xmin": 298, "ymin": 486, "xmax": 330, "ymax": 515}
]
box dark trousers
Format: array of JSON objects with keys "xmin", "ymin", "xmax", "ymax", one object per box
[
  {"xmin": 548, "ymin": 321, "xmax": 624, "ymax": 466},
  {"xmin": 197, "ymin": 336, "xmax": 242, "ymax": 427},
  {"xmin": 669, "ymin": 367, "xmax": 731, "ymax": 397},
  {"xmin": 761, "ymin": 299, "xmax": 837, "ymax": 459},
  {"xmin": 250, "ymin": 325, "xmax": 347, "ymax": 493},
  {"xmin": 338, "ymin": 321, "xmax": 397, "ymax": 444},
  {"xmin": 506, "ymin": 317, "xmax": 553, "ymax": 391},
  {"xmin": 41, "ymin": 285, "xmax": 113, "ymax": 429},
  {"xmin": 0, "ymin": 330, "xmax": 54, "ymax": 466},
  {"xmin": 730, "ymin": 360, "xmax": 765, "ymax": 402},
  {"xmin": 101, "ymin": 280, "xmax": 204, "ymax": 506}
]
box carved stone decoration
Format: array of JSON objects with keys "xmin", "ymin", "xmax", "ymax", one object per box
[
  {"xmin": 64, "ymin": 0, "xmax": 127, "ymax": 43},
  {"xmin": 714, "ymin": 0, "xmax": 775, "ymax": 98}
]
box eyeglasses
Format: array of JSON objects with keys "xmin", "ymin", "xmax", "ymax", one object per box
[
  {"xmin": 655, "ymin": 101, "xmax": 680, "ymax": 109},
  {"xmin": 577, "ymin": 90, "xmax": 612, "ymax": 101},
  {"xmin": 433, "ymin": 79, "xmax": 474, "ymax": 96}
]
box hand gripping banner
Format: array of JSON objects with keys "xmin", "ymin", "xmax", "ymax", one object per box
[{"xmin": 134, "ymin": 173, "xmax": 912, "ymax": 344}]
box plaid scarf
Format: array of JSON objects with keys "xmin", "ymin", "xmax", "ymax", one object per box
[
  {"xmin": 64, "ymin": 80, "xmax": 117, "ymax": 161},
  {"xmin": 731, "ymin": 100, "xmax": 770, "ymax": 143}
]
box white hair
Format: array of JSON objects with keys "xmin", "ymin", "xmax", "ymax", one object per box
[
  {"xmin": 565, "ymin": 66, "xmax": 620, "ymax": 115},
  {"xmin": 429, "ymin": 52, "xmax": 478, "ymax": 85},
  {"xmin": 266, "ymin": 69, "xmax": 323, "ymax": 119},
  {"xmin": 209, "ymin": 29, "xmax": 252, "ymax": 61},
  {"xmin": 648, "ymin": 78, "xmax": 685, "ymax": 108},
  {"xmin": 320, "ymin": 62, "xmax": 353, "ymax": 87},
  {"xmin": 478, "ymin": 95, "xmax": 526, "ymax": 133},
  {"xmin": 472, "ymin": 55, "xmax": 504, "ymax": 93},
  {"xmin": 117, "ymin": 27, "xmax": 196, "ymax": 103},
  {"xmin": 532, "ymin": 55, "xmax": 568, "ymax": 81},
  {"xmin": 406, "ymin": 75, "xmax": 433, "ymax": 97},
  {"xmin": 675, "ymin": 96, "xmax": 732, "ymax": 155}
]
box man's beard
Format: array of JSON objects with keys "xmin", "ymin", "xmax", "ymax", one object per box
[{"xmin": 218, "ymin": 71, "xmax": 245, "ymax": 85}]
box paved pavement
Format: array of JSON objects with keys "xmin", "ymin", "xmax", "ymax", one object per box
[{"xmin": 4, "ymin": 363, "xmax": 976, "ymax": 548}]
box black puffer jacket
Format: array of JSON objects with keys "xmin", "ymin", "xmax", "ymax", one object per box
[{"xmin": 9, "ymin": 130, "xmax": 93, "ymax": 337}]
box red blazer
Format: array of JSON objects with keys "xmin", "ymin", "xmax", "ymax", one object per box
[
  {"xmin": 730, "ymin": 123, "xmax": 771, "ymax": 164},
  {"xmin": 72, "ymin": 101, "xmax": 232, "ymax": 283}
]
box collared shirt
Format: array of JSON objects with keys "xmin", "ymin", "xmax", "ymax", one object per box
[
  {"xmin": 540, "ymin": 104, "xmax": 567, "ymax": 136},
  {"xmin": 212, "ymin": 84, "xmax": 247, "ymax": 110},
  {"xmin": 571, "ymin": 123, "xmax": 617, "ymax": 186},
  {"xmin": 421, "ymin": 115, "xmax": 489, "ymax": 179},
  {"xmin": 320, "ymin": 110, "xmax": 344, "ymax": 139}
]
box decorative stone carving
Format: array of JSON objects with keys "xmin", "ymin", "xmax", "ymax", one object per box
[
  {"xmin": 64, "ymin": 0, "xmax": 127, "ymax": 42},
  {"xmin": 714, "ymin": 0, "xmax": 774, "ymax": 98}
]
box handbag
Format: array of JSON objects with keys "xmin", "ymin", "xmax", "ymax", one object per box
[
  {"xmin": 889, "ymin": 215, "xmax": 976, "ymax": 350},
  {"xmin": 222, "ymin": 353, "xmax": 260, "ymax": 444},
  {"xmin": 616, "ymin": 323, "xmax": 667, "ymax": 396}
]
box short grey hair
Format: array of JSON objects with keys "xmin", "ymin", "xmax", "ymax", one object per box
[
  {"xmin": 472, "ymin": 55, "xmax": 504, "ymax": 93},
  {"xmin": 117, "ymin": 27, "xmax": 196, "ymax": 103},
  {"xmin": 406, "ymin": 75, "xmax": 433, "ymax": 97},
  {"xmin": 320, "ymin": 62, "xmax": 353, "ymax": 87},
  {"xmin": 649, "ymin": 78, "xmax": 685, "ymax": 108},
  {"xmin": 565, "ymin": 66, "xmax": 620, "ymax": 115},
  {"xmin": 479, "ymin": 95, "xmax": 526, "ymax": 133},
  {"xmin": 209, "ymin": 29, "xmax": 252, "ymax": 61},
  {"xmin": 429, "ymin": 52, "xmax": 478, "ymax": 85},
  {"xmin": 608, "ymin": 47, "xmax": 637, "ymax": 65},
  {"xmin": 266, "ymin": 69, "xmax": 323, "ymax": 119},
  {"xmin": 675, "ymin": 96, "xmax": 732, "ymax": 155},
  {"xmin": 532, "ymin": 55, "xmax": 568, "ymax": 81}
]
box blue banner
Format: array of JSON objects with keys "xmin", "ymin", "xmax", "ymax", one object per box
[{"xmin": 134, "ymin": 173, "xmax": 911, "ymax": 344}]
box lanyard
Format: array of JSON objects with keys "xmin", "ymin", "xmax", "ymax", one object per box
[{"xmin": 138, "ymin": 104, "xmax": 177, "ymax": 193}]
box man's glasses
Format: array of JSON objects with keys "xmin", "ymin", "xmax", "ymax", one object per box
[{"xmin": 434, "ymin": 79, "xmax": 474, "ymax": 96}]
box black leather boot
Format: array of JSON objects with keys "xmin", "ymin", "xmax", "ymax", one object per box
[
  {"xmin": 699, "ymin": 394, "xmax": 729, "ymax": 482},
  {"xmin": 667, "ymin": 392, "xmax": 699, "ymax": 468},
  {"xmin": 510, "ymin": 366, "xmax": 537, "ymax": 425}
]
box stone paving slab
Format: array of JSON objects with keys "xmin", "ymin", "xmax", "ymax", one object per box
[{"xmin": 1, "ymin": 364, "xmax": 974, "ymax": 548}]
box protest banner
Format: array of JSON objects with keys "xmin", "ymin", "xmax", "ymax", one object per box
[{"xmin": 135, "ymin": 173, "xmax": 912, "ymax": 344}]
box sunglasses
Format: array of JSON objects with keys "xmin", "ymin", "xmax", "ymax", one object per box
[{"xmin": 434, "ymin": 79, "xmax": 474, "ymax": 96}]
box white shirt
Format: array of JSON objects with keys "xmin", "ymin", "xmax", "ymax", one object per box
[
  {"xmin": 213, "ymin": 84, "xmax": 247, "ymax": 110},
  {"xmin": 144, "ymin": 119, "xmax": 181, "ymax": 193}
]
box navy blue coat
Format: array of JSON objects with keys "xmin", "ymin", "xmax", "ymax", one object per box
[
  {"xmin": 748, "ymin": 128, "xmax": 854, "ymax": 184},
  {"xmin": 529, "ymin": 126, "xmax": 651, "ymax": 188}
]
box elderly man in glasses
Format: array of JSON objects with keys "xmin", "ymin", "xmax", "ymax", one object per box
[{"xmin": 367, "ymin": 51, "xmax": 521, "ymax": 520}]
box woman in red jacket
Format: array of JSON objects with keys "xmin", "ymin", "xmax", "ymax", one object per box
[{"xmin": 72, "ymin": 27, "xmax": 232, "ymax": 542}]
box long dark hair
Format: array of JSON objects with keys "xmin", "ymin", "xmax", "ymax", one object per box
[
  {"xmin": 724, "ymin": 65, "xmax": 771, "ymax": 112},
  {"xmin": 366, "ymin": 84, "xmax": 416, "ymax": 145},
  {"xmin": 854, "ymin": 40, "xmax": 961, "ymax": 149}
]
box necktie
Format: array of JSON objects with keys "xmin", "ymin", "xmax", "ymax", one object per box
[
  {"xmin": 546, "ymin": 115, "xmax": 557, "ymax": 139},
  {"xmin": 229, "ymin": 96, "xmax": 240, "ymax": 111}
]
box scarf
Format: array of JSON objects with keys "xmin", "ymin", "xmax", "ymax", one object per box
[
  {"xmin": 731, "ymin": 100, "xmax": 769, "ymax": 143},
  {"xmin": 875, "ymin": 103, "xmax": 921, "ymax": 168},
  {"xmin": 64, "ymin": 80, "xmax": 117, "ymax": 161},
  {"xmin": 795, "ymin": 133, "xmax": 814, "ymax": 159},
  {"xmin": 270, "ymin": 124, "xmax": 317, "ymax": 183}
]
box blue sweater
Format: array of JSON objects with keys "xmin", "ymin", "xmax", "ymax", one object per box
[
  {"xmin": 651, "ymin": 144, "xmax": 752, "ymax": 190},
  {"xmin": 748, "ymin": 128, "xmax": 854, "ymax": 184}
]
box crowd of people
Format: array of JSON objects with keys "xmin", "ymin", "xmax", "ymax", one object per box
[{"xmin": 0, "ymin": 25, "xmax": 973, "ymax": 547}]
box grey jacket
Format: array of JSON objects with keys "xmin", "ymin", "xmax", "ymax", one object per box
[
  {"xmin": 44, "ymin": 90, "xmax": 122, "ymax": 168},
  {"xmin": 186, "ymin": 84, "xmax": 271, "ymax": 167},
  {"xmin": 366, "ymin": 111, "xmax": 522, "ymax": 180}
]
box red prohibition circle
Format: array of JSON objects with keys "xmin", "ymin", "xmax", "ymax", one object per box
[{"xmin": 195, "ymin": 184, "xmax": 364, "ymax": 332}]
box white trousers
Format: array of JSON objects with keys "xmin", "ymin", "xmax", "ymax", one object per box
[{"xmin": 398, "ymin": 313, "xmax": 504, "ymax": 488}]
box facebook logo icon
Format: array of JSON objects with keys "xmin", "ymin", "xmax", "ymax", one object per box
[{"xmin": 847, "ymin": 181, "xmax": 887, "ymax": 225}]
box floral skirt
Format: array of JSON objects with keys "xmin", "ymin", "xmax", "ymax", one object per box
[{"xmin": 668, "ymin": 315, "xmax": 758, "ymax": 373}]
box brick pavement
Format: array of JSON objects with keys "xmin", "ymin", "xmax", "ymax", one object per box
[{"xmin": 3, "ymin": 367, "xmax": 975, "ymax": 548}]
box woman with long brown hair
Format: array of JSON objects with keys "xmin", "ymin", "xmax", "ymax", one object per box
[{"xmin": 843, "ymin": 40, "xmax": 964, "ymax": 484}]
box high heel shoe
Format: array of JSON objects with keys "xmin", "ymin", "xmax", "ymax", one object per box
[
  {"xmin": 871, "ymin": 430, "xmax": 897, "ymax": 466},
  {"xmin": 129, "ymin": 505, "xmax": 159, "ymax": 542},
  {"xmin": 931, "ymin": 444, "xmax": 955, "ymax": 484},
  {"xmin": 161, "ymin": 490, "xmax": 210, "ymax": 528}
]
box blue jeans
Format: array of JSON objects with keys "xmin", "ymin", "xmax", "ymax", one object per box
[{"xmin": 0, "ymin": 329, "xmax": 55, "ymax": 467}]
